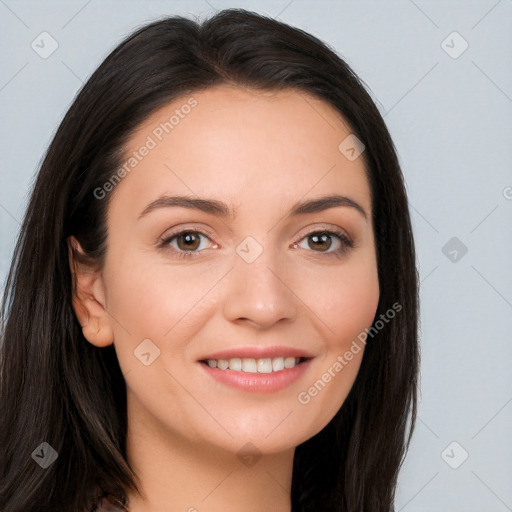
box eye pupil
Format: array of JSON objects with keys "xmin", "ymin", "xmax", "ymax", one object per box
[
  {"xmin": 177, "ymin": 232, "xmax": 200, "ymax": 251},
  {"xmin": 309, "ymin": 232, "xmax": 331, "ymax": 252}
]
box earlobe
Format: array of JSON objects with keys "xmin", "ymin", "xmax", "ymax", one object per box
[
  {"xmin": 81, "ymin": 313, "xmax": 114, "ymax": 347},
  {"xmin": 67, "ymin": 236, "xmax": 114, "ymax": 347}
]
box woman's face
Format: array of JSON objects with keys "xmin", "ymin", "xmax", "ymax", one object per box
[{"xmin": 85, "ymin": 85, "xmax": 379, "ymax": 455}]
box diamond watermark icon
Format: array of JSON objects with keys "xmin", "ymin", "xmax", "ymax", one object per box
[
  {"xmin": 31, "ymin": 442, "xmax": 59, "ymax": 469},
  {"xmin": 31, "ymin": 31, "xmax": 59, "ymax": 59},
  {"xmin": 442, "ymin": 236, "xmax": 468, "ymax": 263},
  {"xmin": 237, "ymin": 441, "xmax": 263, "ymax": 468},
  {"xmin": 338, "ymin": 134, "xmax": 365, "ymax": 161},
  {"xmin": 236, "ymin": 236, "xmax": 263, "ymax": 263},
  {"xmin": 134, "ymin": 338, "xmax": 161, "ymax": 366},
  {"xmin": 441, "ymin": 441, "xmax": 469, "ymax": 469},
  {"xmin": 441, "ymin": 31, "xmax": 469, "ymax": 59}
]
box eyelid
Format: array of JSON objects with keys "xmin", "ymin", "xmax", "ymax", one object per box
[
  {"xmin": 294, "ymin": 224, "xmax": 353, "ymax": 245},
  {"xmin": 159, "ymin": 224, "xmax": 216, "ymax": 243}
]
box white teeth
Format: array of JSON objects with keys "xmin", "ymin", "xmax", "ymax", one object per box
[
  {"xmin": 217, "ymin": 359, "xmax": 229, "ymax": 370},
  {"xmin": 242, "ymin": 358, "xmax": 257, "ymax": 373},
  {"xmin": 284, "ymin": 356, "xmax": 296, "ymax": 368},
  {"xmin": 272, "ymin": 357, "xmax": 284, "ymax": 371},
  {"xmin": 228, "ymin": 357, "xmax": 242, "ymax": 371},
  {"xmin": 257, "ymin": 358, "xmax": 273, "ymax": 373},
  {"xmin": 205, "ymin": 356, "xmax": 302, "ymax": 373}
]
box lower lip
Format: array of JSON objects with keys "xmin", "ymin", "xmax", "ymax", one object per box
[{"xmin": 198, "ymin": 359, "xmax": 313, "ymax": 393}]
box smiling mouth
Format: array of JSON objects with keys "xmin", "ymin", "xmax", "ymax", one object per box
[{"xmin": 199, "ymin": 356, "xmax": 310, "ymax": 373}]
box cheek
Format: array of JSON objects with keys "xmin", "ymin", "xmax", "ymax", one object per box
[
  {"xmin": 102, "ymin": 253, "xmax": 221, "ymax": 356},
  {"xmin": 307, "ymin": 256, "xmax": 380, "ymax": 349},
  {"xmin": 294, "ymin": 260, "xmax": 379, "ymax": 434},
  {"xmin": 107, "ymin": 269, "xmax": 171, "ymax": 334},
  {"xmin": 99, "ymin": 249, "xmax": 165, "ymax": 353}
]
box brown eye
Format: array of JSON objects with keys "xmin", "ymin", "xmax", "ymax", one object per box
[
  {"xmin": 307, "ymin": 232, "xmax": 333, "ymax": 252},
  {"xmin": 295, "ymin": 229, "xmax": 354, "ymax": 258},
  {"xmin": 160, "ymin": 229, "xmax": 214, "ymax": 259},
  {"xmin": 175, "ymin": 231, "xmax": 201, "ymax": 251}
]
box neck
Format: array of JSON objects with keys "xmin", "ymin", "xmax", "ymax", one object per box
[{"xmin": 124, "ymin": 397, "xmax": 294, "ymax": 512}]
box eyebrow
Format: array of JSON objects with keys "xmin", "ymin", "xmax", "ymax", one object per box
[{"xmin": 137, "ymin": 193, "xmax": 368, "ymax": 221}]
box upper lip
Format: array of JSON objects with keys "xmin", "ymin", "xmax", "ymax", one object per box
[{"xmin": 199, "ymin": 345, "xmax": 315, "ymax": 361}]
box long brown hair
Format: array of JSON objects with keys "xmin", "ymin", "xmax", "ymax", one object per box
[{"xmin": 0, "ymin": 9, "xmax": 420, "ymax": 511}]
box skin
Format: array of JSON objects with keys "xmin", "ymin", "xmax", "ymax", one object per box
[{"xmin": 69, "ymin": 85, "xmax": 380, "ymax": 512}]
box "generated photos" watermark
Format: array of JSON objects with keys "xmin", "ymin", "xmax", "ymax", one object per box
[
  {"xmin": 93, "ymin": 97, "xmax": 198, "ymax": 200},
  {"xmin": 297, "ymin": 301, "xmax": 402, "ymax": 405}
]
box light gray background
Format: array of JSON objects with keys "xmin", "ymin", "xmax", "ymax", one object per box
[{"xmin": 1, "ymin": 1, "xmax": 511, "ymax": 510}]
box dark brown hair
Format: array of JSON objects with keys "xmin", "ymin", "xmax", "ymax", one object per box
[{"xmin": 0, "ymin": 8, "xmax": 420, "ymax": 512}]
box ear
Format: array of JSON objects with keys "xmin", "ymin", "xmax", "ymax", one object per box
[{"xmin": 67, "ymin": 236, "xmax": 114, "ymax": 347}]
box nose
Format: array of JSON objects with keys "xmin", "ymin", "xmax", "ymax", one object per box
[{"xmin": 222, "ymin": 248, "xmax": 297, "ymax": 329}]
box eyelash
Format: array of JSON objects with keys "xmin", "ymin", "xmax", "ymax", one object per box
[{"xmin": 158, "ymin": 226, "xmax": 354, "ymax": 260}]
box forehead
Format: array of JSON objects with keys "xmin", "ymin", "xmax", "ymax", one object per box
[{"xmin": 112, "ymin": 85, "xmax": 371, "ymax": 219}]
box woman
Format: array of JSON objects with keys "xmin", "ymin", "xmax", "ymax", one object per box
[{"xmin": 0, "ymin": 8, "xmax": 419, "ymax": 512}]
